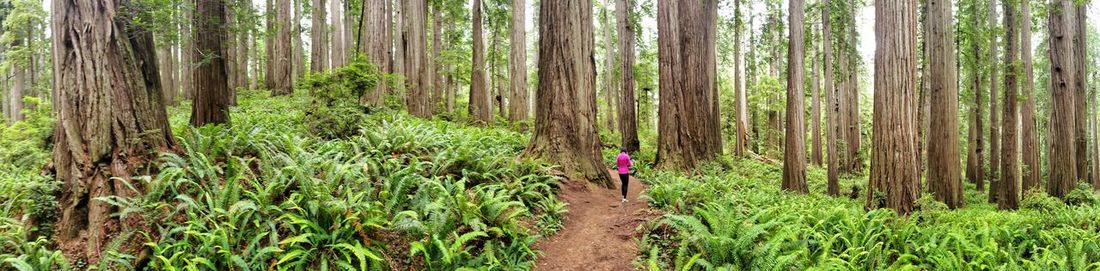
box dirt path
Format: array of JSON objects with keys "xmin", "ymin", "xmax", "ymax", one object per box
[{"xmin": 533, "ymin": 170, "xmax": 657, "ymax": 271}]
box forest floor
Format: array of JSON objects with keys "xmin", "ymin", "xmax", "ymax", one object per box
[{"xmin": 533, "ymin": 170, "xmax": 659, "ymax": 271}]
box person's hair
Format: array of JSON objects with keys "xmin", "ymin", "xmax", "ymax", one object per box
[{"xmin": 620, "ymin": 147, "xmax": 628, "ymax": 153}]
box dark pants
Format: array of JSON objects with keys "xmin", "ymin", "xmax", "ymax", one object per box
[{"xmin": 619, "ymin": 173, "xmax": 629, "ymax": 199}]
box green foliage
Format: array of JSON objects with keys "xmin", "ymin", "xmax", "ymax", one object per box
[
  {"xmin": 301, "ymin": 57, "xmax": 383, "ymax": 139},
  {"xmin": 0, "ymin": 97, "xmax": 58, "ymax": 242},
  {"xmin": 639, "ymin": 158, "xmax": 1100, "ymax": 270},
  {"xmin": 1064, "ymin": 183, "xmax": 1098, "ymax": 207}
]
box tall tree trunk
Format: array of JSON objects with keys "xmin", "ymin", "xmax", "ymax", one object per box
[
  {"xmin": 966, "ymin": 1, "xmax": 986, "ymax": 192},
  {"xmin": 330, "ymin": 0, "xmax": 345, "ymax": 67},
  {"xmin": 52, "ymin": 0, "xmax": 175, "ymax": 261},
  {"xmin": 311, "ymin": 0, "xmax": 327, "ymax": 73},
  {"xmin": 292, "ymin": 1, "xmax": 304, "ymax": 79},
  {"xmin": 359, "ymin": 0, "xmax": 388, "ymax": 106},
  {"xmin": 432, "ymin": 7, "xmax": 444, "ymax": 113},
  {"xmin": 526, "ymin": 0, "xmax": 613, "ymax": 186},
  {"xmin": 733, "ymin": 0, "xmax": 748, "ymax": 157},
  {"xmin": 394, "ymin": 0, "xmax": 406, "ymax": 92},
  {"xmin": 811, "ymin": 26, "xmax": 823, "ymax": 167},
  {"xmin": 927, "ymin": 0, "xmax": 963, "ymax": 209},
  {"xmin": 783, "ymin": 0, "xmax": 808, "ymax": 194},
  {"xmin": 987, "ymin": 0, "xmax": 1001, "ymax": 203},
  {"xmin": 509, "ymin": 0, "xmax": 530, "ymax": 123},
  {"xmin": 1073, "ymin": 0, "xmax": 1088, "ymax": 185},
  {"xmin": 272, "ymin": 0, "xmax": 294, "ymax": 95},
  {"xmin": 1047, "ymin": 0, "xmax": 1077, "ymax": 198},
  {"xmin": 823, "ymin": 0, "xmax": 839, "ymax": 196},
  {"xmin": 998, "ymin": 0, "xmax": 1019, "ymax": 209},
  {"xmin": 405, "ymin": 0, "xmax": 431, "ymax": 117},
  {"xmin": 617, "ymin": 0, "xmax": 638, "ymax": 152},
  {"xmin": 224, "ymin": 3, "xmax": 239, "ymax": 104},
  {"xmin": 655, "ymin": 0, "xmax": 721, "ymax": 170},
  {"xmin": 602, "ymin": 0, "xmax": 616, "ymax": 132},
  {"xmin": 490, "ymin": 24, "xmax": 505, "ymax": 118},
  {"xmin": 469, "ymin": 0, "xmax": 492, "ymax": 123},
  {"xmin": 237, "ymin": 8, "xmax": 249, "ymax": 94},
  {"xmin": 265, "ymin": 0, "xmax": 275, "ymax": 89},
  {"xmin": 869, "ymin": 0, "xmax": 919, "ymax": 214},
  {"xmin": 165, "ymin": 42, "xmax": 179, "ymax": 106},
  {"xmin": 1021, "ymin": 0, "xmax": 1040, "ymax": 192},
  {"xmin": 846, "ymin": 21, "xmax": 862, "ymax": 173},
  {"xmin": 183, "ymin": 1, "xmax": 196, "ymax": 99},
  {"xmin": 8, "ymin": 36, "xmax": 24, "ymax": 123},
  {"xmin": 192, "ymin": 0, "xmax": 232, "ymax": 126}
]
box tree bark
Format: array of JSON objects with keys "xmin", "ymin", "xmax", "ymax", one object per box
[
  {"xmin": 965, "ymin": 1, "xmax": 985, "ymax": 192},
  {"xmin": 432, "ymin": 7, "xmax": 444, "ymax": 113},
  {"xmin": 782, "ymin": 0, "xmax": 808, "ymax": 194},
  {"xmin": 926, "ymin": 0, "xmax": 963, "ymax": 209},
  {"xmin": 998, "ymin": 0, "xmax": 1019, "ymax": 210},
  {"xmin": 237, "ymin": 5, "xmax": 249, "ymax": 94},
  {"xmin": 655, "ymin": 0, "xmax": 721, "ymax": 170},
  {"xmin": 272, "ymin": 0, "xmax": 294, "ymax": 95},
  {"xmin": 191, "ymin": 0, "xmax": 232, "ymax": 126},
  {"xmin": 1073, "ymin": 0, "xmax": 1088, "ymax": 185},
  {"xmin": 405, "ymin": 0, "xmax": 431, "ymax": 118},
  {"xmin": 987, "ymin": 0, "xmax": 1001, "ymax": 203},
  {"xmin": 509, "ymin": 0, "xmax": 530, "ymax": 123},
  {"xmin": 811, "ymin": 26, "xmax": 823, "ymax": 167},
  {"xmin": 602, "ymin": 0, "xmax": 616, "ymax": 132},
  {"xmin": 469, "ymin": 0, "xmax": 492, "ymax": 123},
  {"xmin": 8, "ymin": 36, "xmax": 24, "ymax": 123},
  {"xmin": 329, "ymin": 0, "xmax": 345, "ymax": 68},
  {"xmin": 183, "ymin": 0, "xmax": 196, "ymax": 99},
  {"xmin": 1047, "ymin": 0, "xmax": 1077, "ymax": 198},
  {"xmin": 1020, "ymin": 0, "xmax": 1040, "ymax": 192},
  {"xmin": 51, "ymin": 0, "xmax": 176, "ymax": 261},
  {"xmin": 394, "ymin": 0, "xmax": 406, "ymax": 92},
  {"xmin": 292, "ymin": 1, "xmax": 304, "ymax": 79},
  {"xmin": 823, "ymin": 0, "xmax": 839, "ymax": 196},
  {"xmin": 869, "ymin": 0, "xmax": 919, "ymax": 214},
  {"xmin": 525, "ymin": 0, "xmax": 613, "ymax": 187},
  {"xmin": 617, "ymin": 0, "xmax": 639, "ymax": 152},
  {"xmin": 265, "ymin": 0, "xmax": 275, "ymax": 90},
  {"xmin": 311, "ymin": 0, "xmax": 327, "ymax": 73},
  {"xmin": 846, "ymin": 21, "xmax": 862, "ymax": 174},
  {"xmin": 358, "ymin": 0, "xmax": 388, "ymax": 106},
  {"xmin": 733, "ymin": 0, "xmax": 748, "ymax": 157}
]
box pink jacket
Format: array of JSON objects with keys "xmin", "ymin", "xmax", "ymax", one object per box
[{"xmin": 616, "ymin": 152, "xmax": 632, "ymax": 174}]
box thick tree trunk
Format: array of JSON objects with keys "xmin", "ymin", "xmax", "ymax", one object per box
[
  {"xmin": 330, "ymin": 0, "xmax": 345, "ymax": 67},
  {"xmin": 51, "ymin": 0, "xmax": 175, "ymax": 261},
  {"xmin": 869, "ymin": 0, "xmax": 919, "ymax": 214},
  {"xmin": 1020, "ymin": 0, "xmax": 1040, "ymax": 192},
  {"xmin": 469, "ymin": 0, "xmax": 492, "ymax": 123},
  {"xmin": 987, "ymin": 0, "xmax": 1001, "ymax": 203},
  {"xmin": 926, "ymin": 0, "xmax": 963, "ymax": 209},
  {"xmin": 1047, "ymin": 0, "xmax": 1077, "ymax": 198},
  {"xmin": 191, "ymin": 0, "xmax": 232, "ymax": 126},
  {"xmin": 617, "ymin": 0, "xmax": 638, "ymax": 152},
  {"xmin": 823, "ymin": 0, "xmax": 839, "ymax": 196},
  {"xmin": 1073, "ymin": 2, "xmax": 1088, "ymax": 185},
  {"xmin": 526, "ymin": 0, "xmax": 613, "ymax": 186},
  {"xmin": 311, "ymin": 0, "xmax": 327, "ymax": 73},
  {"xmin": 655, "ymin": 0, "xmax": 720, "ymax": 170},
  {"xmin": 359, "ymin": 0, "xmax": 388, "ymax": 106},
  {"xmin": 783, "ymin": 0, "xmax": 808, "ymax": 194},
  {"xmin": 509, "ymin": 0, "xmax": 530, "ymax": 123},
  {"xmin": 998, "ymin": 0, "xmax": 1020, "ymax": 210},
  {"xmin": 272, "ymin": 0, "xmax": 294, "ymax": 95},
  {"xmin": 405, "ymin": 0, "xmax": 431, "ymax": 118}
]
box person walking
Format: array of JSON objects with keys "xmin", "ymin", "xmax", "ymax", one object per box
[{"xmin": 616, "ymin": 148, "xmax": 633, "ymax": 202}]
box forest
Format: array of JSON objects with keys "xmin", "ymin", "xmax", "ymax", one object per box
[{"xmin": 1, "ymin": 0, "xmax": 1100, "ymax": 270}]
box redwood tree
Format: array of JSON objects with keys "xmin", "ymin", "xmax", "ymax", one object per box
[
  {"xmin": 508, "ymin": 0, "xmax": 530, "ymax": 123},
  {"xmin": 733, "ymin": 0, "xmax": 749, "ymax": 157},
  {"xmin": 823, "ymin": 0, "xmax": 839, "ymax": 196},
  {"xmin": 926, "ymin": 0, "xmax": 963, "ymax": 208},
  {"xmin": 1047, "ymin": 0, "xmax": 1077, "ymax": 198},
  {"xmin": 405, "ymin": 0, "xmax": 431, "ymax": 118},
  {"xmin": 998, "ymin": 0, "xmax": 1020, "ymax": 210},
  {"xmin": 1020, "ymin": 0, "xmax": 1040, "ymax": 192},
  {"xmin": 783, "ymin": 0, "xmax": 808, "ymax": 194},
  {"xmin": 656, "ymin": 0, "xmax": 721, "ymax": 170},
  {"xmin": 359, "ymin": 0, "xmax": 388, "ymax": 106},
  {"xmin": 469, "ymin": 0, "xmax": 492, "ymax": 123},
  {"xmin": 272, "ymin": 0, "xmax": 293, "ymax": 95},
  {"xmin": 525, "ymin": 0, "xmax": 613, "ymax": 186},
  {"xmin": 311, "ymin": 0, "xmax": 327, "ymax": 73},
  {"xmin": 191, "ymin": 0, "xmax": 232, "ymax": 126},
  {"xmin": 1072, "ymin": 0, "xmax": 1088, "ymax": 184},
  {"xmin": 618, "ymin": 0, "xmax": 639, "ymax": 152},
  {"xmin": 987, "ymin": 0, "xmax": 1001, "ymax": 203},
  {"xmin": 51, "ymin": 0, "xmax": 175, "ymax": 260},
  {"xmin": 869, "ymin": 0, "xmax": 919, "ymax": 214}
]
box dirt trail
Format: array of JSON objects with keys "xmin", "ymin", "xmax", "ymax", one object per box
[{"xmin": 533, "ymin": 170, "xmax": 657, "ymax": 271}]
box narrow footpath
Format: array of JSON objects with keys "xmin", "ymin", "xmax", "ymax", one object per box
[{"xmin": 533, "ymin": 170, "xmax": 657, "ymax": 271}]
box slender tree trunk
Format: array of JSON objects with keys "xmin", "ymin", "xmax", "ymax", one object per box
[
  {"xmin": 927, "ymin": 0, "xmax": 963, "ymax": 208},
  {"xmin": 330, "ymin": 0, "xmax": 345, "ymax": 67},
  {"xmin": 469, "ymin": 0, "xmax": 492, "ymax": 123},
  {"xmin": 526, "ymin": 0, "xmax": 613, "ymax": 186},
  {"xmin": 733, "ymin": 0, "xmax": 748, "ymax": 157},
  {"xmin": 237, "ymin": 9, "xmax": 249, "ymax": 94},
  {"xmin": 811, "ymin": 27, "xmax": 823, "ymax": 167},
  {"xmin": 846, "ymin": 22, "xmax": 862, "ymax": 173},
  {"xmin": 192, "ymin": 0, "xmax": 232, "ymax": 126},
  {"xmin": 224, "ymin": 3, "xmax": 239, "ymax": 104},
  {"xmin": 165, "ymin": 42, "xmax": 179, "ymax": 106},
  {"xmin": 272, "ymin": 0, "xmax": 294, "ymax": 95},
  {"xmin": 292, "ymin": 1, "xmax": 304, "ymax": 79},
  {"xmin": 311, "ymin": 0, "xmax": 327, "ymax": 73},
  {"xmin": 869, "ymin": 0, "xmax": 919, "ymax": 214},
  {"xmin": 783, "ymin": 0, "xmax": 808, "ymax": 194},
  {"xmin": 987, "ymin": 0, "xmax": 1001, "ymax": 203},
  {"xmin": 509, "ymin": 0, "xmax": 530, "ymax": 123},
  {"xmin": 1048, "ymin": 0, "xmax": 1077, "ymax": 198},
  {"xmin": 617, "ymin": 0, "xmax": 638, "ymax": 152},
  {"xmin": 265, "ymin": 0, "xmax": 275, "ymax": 89},
  {"xmin": 967, "ymin": 2, "xmax": 986, "ymax": 191},
  {"xmin": 52, "ymin": 0, "xmax": 175, "ymax": 261},
  {"xmin": 183, "ymin": 1, "xmax": 196, "ymax": 99},
  {"xmin": 394, "ymin": 0, "xmax": 406, "ymax": 89},
  {"xmin": 8, "ymin": 36, "xmax": 24, "ymax": 123},
  {"xmin": 602, "ymin": 0, "xmax": 616, "ymax": 132},
  {"xmin": 823, "ymin": 0, "xmax": 839, "ymax": 196},
  {"xmin": 1073, "ymin": 0, "xmax": 1088, "ymax": 185},
  {"xmin": 655, "ymin": 0, "xmax": 721, "ymax": 170},
  {"xmin": 998, "ymin": 0, "xmax": 1019, "ymax": 209},
  {"xmin": 1020, "ymin": 0, "xmax": 1040, "ymax": 192},
  {"xmin": 490, "ymin": 25, "xmax": 505, "ymax": 118},
  {"xmin": 405, "ymin": 0, "xmax": 431, "ymax": 117},
  {"xmin": 432, "ymin": 7, "xmax": 444, "ymax": 113}
]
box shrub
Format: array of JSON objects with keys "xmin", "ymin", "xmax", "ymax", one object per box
[
  {"xmin": 301, "ymin": 57, "xmax": 382, "ymax": 139},
  {"xmin": 1021, "ymin": 189, "xmax": 1065, "ymax": 212},
  {"xmin": 1064, "ymin": 183, "xmax": 1098, "ymax": 207}
]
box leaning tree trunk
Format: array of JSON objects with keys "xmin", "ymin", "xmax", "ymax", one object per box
[
  {"xmin": 926, "ymin": 0, "xmax": 963, "ymax": 209},
  {"xmin": 311, "ymin": 0, "xmax": 327, "ymax": 73},
  {"xmin": 655, "ymin": 0, "xmax": 721, "ymax": 170},
  {"xmin": 191, "ymin": 0, "xmax": 232, "ymax": 126},
  {"xmin": 869, "ymin": 0, "xmax": 919, "ymax": 214},
  {"xmin": 1047, "ymin": 0, "xmax": 1077, "ymax": 198},
  {"xmin": 823, "ymin": 0, "xmax": 839, "ymax": 196},
  {"xmin": 468, "ymin": 0, "xmax": 492, "ymax": 123},
  {"xmin": 405, "ymin": 0, "xmax": 431, "ymax": 118},
  {"xmin": 998, "ymin": 0, "xmax": 1020, "ymax": 210},
  {"xmin": 509, "ymin": 0, "xmax": 530, "ymax": 123},
  {"xmin": 1020, "ymin": 0, "xmax": 1040, "ymax": 192},
  {"xmin": 783, "ymin": 0, "xmax": 808, "ymax": 194},
  {"xmin": 525, "ymin": 0, "xmax": 613, "ymax": 187},
  {"xmin": 987, "ymin": 0, "xmax": 1001, "ymax": 203},
  {"xmin": 617, "ymin": 0, "xmax": 639, "ymax": 152},
  {"xmin": 51, "ymin": 0, "xmax": 176, "ymax": 261},
  {"xmin": 272, "ymin": 0, "xmax": 294, "ymax": 95},
  {"xmin": 359, "ymin": 0, "xmax": 388, "ymax": 106}
]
